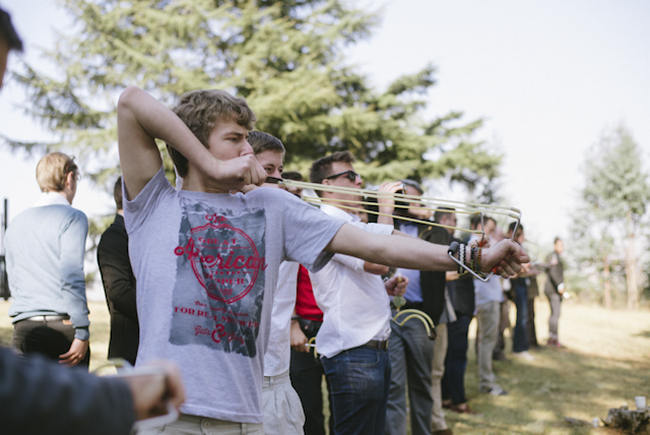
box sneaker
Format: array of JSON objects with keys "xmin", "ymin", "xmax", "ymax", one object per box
[
  {"xmin": 513, "ymin": 351, "xmax": 535, "ymax": 361},
  {"xmin": 480, "ymin": 385, "xmax": 508, "ymax": 396}
]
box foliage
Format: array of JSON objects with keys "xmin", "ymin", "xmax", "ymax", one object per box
[
  {"xmin": 7, "ymin": 0, "xmax": 500, "ymax": 197},
  {"xmin": 568, "ymin": 125, "xmax": 650, "ymax": 306}
]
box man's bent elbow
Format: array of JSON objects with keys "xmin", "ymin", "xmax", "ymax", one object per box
[{"xmin": 117, "ymin": 86, "xmax": 142, "ymax": 113}]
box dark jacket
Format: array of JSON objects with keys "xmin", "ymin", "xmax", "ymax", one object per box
[
  {"xmin": 544, "ymin": 251, "xmax": 564, "ymax": 297},
  {"xmin": 0, "ymin": 346, "xmax": 135, "ymax": 434},
  {"xmin": 419, "ymin": 225, "xmax": 451, "ymax": 325},
  {"xmin": 97, "ymin": 214, "xmax": 139, "ymax": 365},
  {"xmin": 445, "ymin": 237, "xmax": 475, "ymax": 317}
]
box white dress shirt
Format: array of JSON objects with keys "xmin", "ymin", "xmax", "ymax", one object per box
[
  {"xmin": 310, "ymin": 204, "xmax": 394, "ymax": 358},
  {"xmin": 263, "ymin": 261, "xmax": 300, "ymax": 376}
]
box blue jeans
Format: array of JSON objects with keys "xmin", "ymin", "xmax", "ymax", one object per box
[
  {"xmin": 513, "ymin": 281, "xmax": 530, "ymax": 353},
  {"xmin": 441, "ymin": 314, "xmax": 471, "ymax": 404},
  {"xmin": 321, "ymin": 346, "xmax": 390, "ymax": 435},
  {"xmin": 386, "ymin": 315, "xmax": 434, "ymax": 435}
]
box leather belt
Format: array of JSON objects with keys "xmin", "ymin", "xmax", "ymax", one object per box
[
  {"xmin": 363, "ymin": 339, "xmax": 389, "ymax": 351},
  {"xmin": 22, "ymin": 315, "xmax": 70, "ymax": 322}
]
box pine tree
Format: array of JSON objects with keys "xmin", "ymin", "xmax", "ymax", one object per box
[
  {"xmin": 8, "ymin": 0, "xmax": 500, "ymax": 197},
  {"xmin": 570, "ymin": 126, "xmax": 649, "ymax": 308}
]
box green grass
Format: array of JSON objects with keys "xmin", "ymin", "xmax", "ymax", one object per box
[
  {"xmin": 445, "ymin": 300, "xmax": 650, "ymax": 434},
  {"xmin": 1, "ymin": 298, "xmax": 648, "ymax": 433}
]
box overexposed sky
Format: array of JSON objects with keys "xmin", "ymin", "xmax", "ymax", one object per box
[{"xmin": 1, "ymin": 0, "xmax": 649, "ymax": 248}]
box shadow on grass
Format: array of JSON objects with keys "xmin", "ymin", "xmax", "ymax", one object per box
[
  {"xmin": 634, "ymin": 330, "xmax": 650, "ymax": 339},
  {"xmin": 446, "ymin": 342, "xmax": 648, "ymax": 434}
]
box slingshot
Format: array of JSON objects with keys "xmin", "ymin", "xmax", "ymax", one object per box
[
  {"xmin": 266, "ymin": 175, "xmax": 523, "ymax": 348},
  {"xmin": 266, "ymin": 176, "xmax": 522, "ymax": 282}
]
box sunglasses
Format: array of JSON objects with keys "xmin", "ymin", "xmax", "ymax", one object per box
[{"xmin": 324, "ymin": 170, "xmax": 360, "ymax": 182}]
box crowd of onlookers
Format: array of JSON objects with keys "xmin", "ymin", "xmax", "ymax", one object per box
[{"xmin": 0, "ymin": 7, "xmax": 558, "ymax": 434}]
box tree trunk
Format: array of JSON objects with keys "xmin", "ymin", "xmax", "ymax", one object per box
[
  {"xmin": 603, "ymin": 256, "xmax": 612, "ymax": 309},
  {"xmin": 625, "ymin": 213, "xmax": 639, "ymax": 310}
]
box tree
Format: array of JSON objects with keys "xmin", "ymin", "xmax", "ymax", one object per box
[
  {"xmin": 569, "ymin": 126, "xmax": 649, "ymax": 308},
  {"xmin": 6, "ymin": 0, "xmax": 500, "ymax": 197}
]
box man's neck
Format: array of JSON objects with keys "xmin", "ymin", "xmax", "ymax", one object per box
[
  {"xmin": 41, "ymin": 190, "xmax": 71, "ymax": 205},
  {"xmin": 181, "ymin": 171, "xmax": 230, "ymax": 194}
]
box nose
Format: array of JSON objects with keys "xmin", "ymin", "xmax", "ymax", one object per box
[
  {"xmin": 270, "ymin": 168, "xmax": 282, "ymax": 179},
  {"xmin": 354, "ymin": 174, "xmax": 362, "ymax": 187},
  {"xmin": 241, "ymin": 139, "xmax": 254, "ymax": 156}
]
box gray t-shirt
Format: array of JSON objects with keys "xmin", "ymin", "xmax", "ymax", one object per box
[{"xmin": 124, "ymin": 168, "xmax": 343, "ymax": 423}]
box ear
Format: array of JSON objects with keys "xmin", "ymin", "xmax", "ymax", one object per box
[{"xmin": 65, "ymin": 171, "xmax": 76, "ymax": 187}]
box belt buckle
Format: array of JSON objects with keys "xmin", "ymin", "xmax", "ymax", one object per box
[{"xmin": 366, "ymin": 339, "xmax": 388, "ymax": 351}]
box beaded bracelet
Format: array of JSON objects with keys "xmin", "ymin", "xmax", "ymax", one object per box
[{"xmin": 459, "ymin": 243, "xmax": 465, "ymax": 274}]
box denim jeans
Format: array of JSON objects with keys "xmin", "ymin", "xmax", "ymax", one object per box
[
  {"xmin": 441, "ymin": 314, "xmax": 471, "ymax": 404},
  {"xmin": 321, "ymin": 346, "xmax": 390, "ymax": 435},
  {"xmin": 386, "ymin": 316, "xmax": 433, "ymax": 435},
  {"xmin": 513, "ymin": 281, "xmax": 529, "ymax": 353}
]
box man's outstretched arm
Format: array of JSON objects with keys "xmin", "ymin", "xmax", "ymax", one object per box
[{"xmin": 326, "ymin": 223, "xmax": 529, "ymax": 276}]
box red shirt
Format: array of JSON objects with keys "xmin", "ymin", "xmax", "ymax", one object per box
[{"xmin": 294, "ymin": 265, "xmax": 323, "ymax": 321}]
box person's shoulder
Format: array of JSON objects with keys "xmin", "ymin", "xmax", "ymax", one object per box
[
  {"xmin": 70, "ymin": 206, "xmax": 88, "ymax": 219},
  {"xmin": 247, "ymin": 186, "xmax": 293, "ymax": 198},
  {"xmin": 246, "ymin": 186, "xmax": 303, "ymax": 207},
  {"xmin": 99, "ymin": 217, "xmax": 125, "ymax": 241},
  {"xmin": 65, "ymin": 206, "xmax": 89, "ymax": 226}
]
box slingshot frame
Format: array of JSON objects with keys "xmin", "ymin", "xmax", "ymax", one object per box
[{"xmin": 268, "ymin": 177, "xmax": 522, "ymax": 282}]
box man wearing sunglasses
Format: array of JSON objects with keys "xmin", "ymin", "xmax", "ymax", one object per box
[{"xmin": 308, "ymin": 151, "xmax": 408, "ymax": 434}]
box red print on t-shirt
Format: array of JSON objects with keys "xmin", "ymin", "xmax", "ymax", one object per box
[{"xmin": 174, "ymin": 213, "xmax": 267, "ymax": 304}]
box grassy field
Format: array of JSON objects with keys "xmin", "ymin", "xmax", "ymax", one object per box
[{"xmin": 1, "ymin": 298, "xmax": 648, "ymax": 434}]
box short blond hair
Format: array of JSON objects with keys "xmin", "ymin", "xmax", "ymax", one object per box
[{"xmin": 35, "ymin": 152, "xmax": 78, "ymax": 192}]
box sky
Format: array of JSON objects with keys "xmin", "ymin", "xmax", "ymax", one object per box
[{"xmin": 1, "ymin": 0, "xmax": 649, "ymax": 250}]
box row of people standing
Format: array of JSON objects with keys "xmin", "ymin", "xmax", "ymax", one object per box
[
  {"xmin": 4, "ymin": 89, "xmax": 529, "ymax": 435},
  {"xmin": 443, "ymin": 219, "xmax": 567, "ymax": 417}
]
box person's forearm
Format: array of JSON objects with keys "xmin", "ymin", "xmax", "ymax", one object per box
[
  {"xmin": 363, "ymin": 261, "xmax": 390, "ymax": 275},
  {"xmin": 330, "ymin": 224, "xmax": 454, "ymax": 271},
  {"xmin": 61, "ymin": 216, "xmax": 90, "ymax": 339},
  {"xmin": 61, "ymin": 268, "xmax": 89, "ymax": 340},
  {"xmin": 122, "ymin": 88, "xmax": 209, "ymax": 160},
  {"xmin": 106, "ymin": 280, "xmax": 138, "ymax": 320},
  {"xmin": 328, "ymin": 223, "xmax": 527, "ymax": 276},
  {"xmin": 117, "ymin": 87, "xmax": 214, "ymax": 186},
  {"xmin": 100, "ymin": 261, "xmax": 138, "ymax": 319}
]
